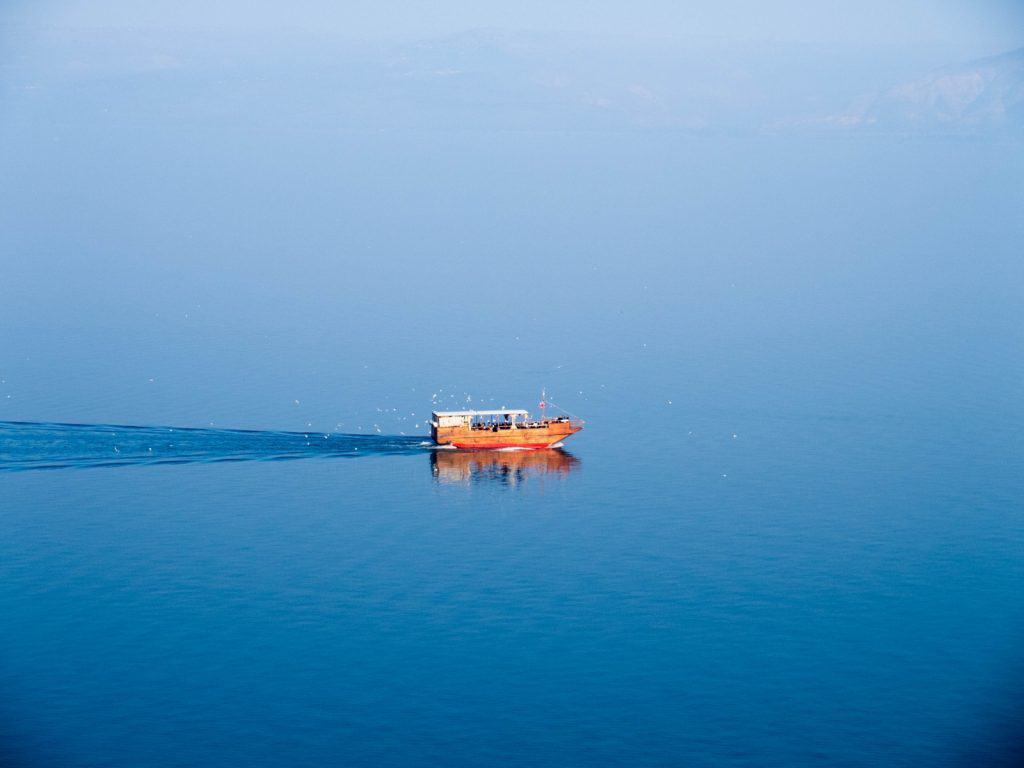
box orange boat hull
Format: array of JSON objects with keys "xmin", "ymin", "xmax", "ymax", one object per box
[{"xmin": 432, "ymin": 420, "xmax": 582, "ymax": 450}]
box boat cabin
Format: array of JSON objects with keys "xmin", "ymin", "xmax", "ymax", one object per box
[{"xmin": 431, "ymin": 409, "xmax": 530, "ymax": 431}]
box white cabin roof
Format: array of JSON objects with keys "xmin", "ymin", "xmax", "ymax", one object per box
[{"xmin": 432, "ymin": 409, "xmax": 529, "ymax": 417}]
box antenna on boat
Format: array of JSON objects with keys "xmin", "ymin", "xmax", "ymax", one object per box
[{"xmin": 539, "ymin": 387, "xmax": 546, "ymax": 422}]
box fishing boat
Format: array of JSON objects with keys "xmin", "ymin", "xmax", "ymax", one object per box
[{"xmin": 430, "ymin": 399, "xmax": 583, "ymax": 450}]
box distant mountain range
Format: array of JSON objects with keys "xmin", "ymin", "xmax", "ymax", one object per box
[
  {"xmin": 807, "ymin": 47, "xmax": 1024, "ymax": 134},
  {"xmin": 373, "ymin": 32, "xmax": 1024, "ymax": 134},
  {"xmin": 4, "ymin": 24, "xmax": 1022, "ymax": 136}
]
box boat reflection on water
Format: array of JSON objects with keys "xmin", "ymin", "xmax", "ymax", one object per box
[{"xmin": 430, "ymin": 448, "xmax": 580, "ymax": 487}]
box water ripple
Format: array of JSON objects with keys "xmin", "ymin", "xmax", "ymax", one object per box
[{"xmin": 0, "ymin": 421, "xmax": 431, "ymax": 471}]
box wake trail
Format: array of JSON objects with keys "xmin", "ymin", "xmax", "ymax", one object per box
[{"xmin": 0, "ymin": 421, "xmax": 431, "ymax": 472}]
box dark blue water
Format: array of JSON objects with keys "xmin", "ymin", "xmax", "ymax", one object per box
[
  {"xmin": 0, "ymin": 421, "xmax": 432, "ymax": 471},
  {"xmin": 2, "ymin": 397, "xmax": 1022, "ymax": 766},
  {"xmin": 2, "ymin": 126, "xmax": 1023, "ymax": 766}
]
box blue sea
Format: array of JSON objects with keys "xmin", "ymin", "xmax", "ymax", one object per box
[{"xmin": 1, "ymin": 130, "xmax": 1023, "ymax": 766}]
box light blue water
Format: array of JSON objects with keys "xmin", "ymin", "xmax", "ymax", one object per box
[{"xmin": 1, "ymin": 128, "xmax": 1023, "ymax": 766}]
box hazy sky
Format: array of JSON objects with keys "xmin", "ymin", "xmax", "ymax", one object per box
[{"xmin": 5, "ymin": 0, "xmax": 1023, "ymax": 54}]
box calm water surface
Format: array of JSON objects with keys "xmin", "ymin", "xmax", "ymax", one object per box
[
  {"xmin": 1, "ymin": 133, "xmax": 1022, "ymax": 766},
  {"xmin": 1, "ymin": 400, "xmax": 1022, "ymax": 766}
]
